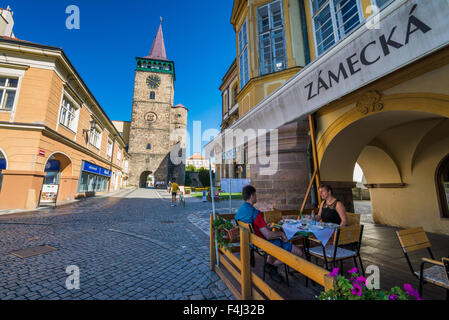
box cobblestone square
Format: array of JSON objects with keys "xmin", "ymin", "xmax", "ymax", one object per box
[{"xmin": 0, "ymin": 188, "xmax": 239, "ymax": 300}]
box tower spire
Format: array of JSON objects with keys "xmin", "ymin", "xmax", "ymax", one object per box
[{"xmin": 145, "ymin": 19, "xmax": 167, "ymax": 61}]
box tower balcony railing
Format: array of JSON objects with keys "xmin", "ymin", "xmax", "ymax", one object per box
[{"xmin": 136, "ymin": 57, "xmax": 175, "ymax": 79}]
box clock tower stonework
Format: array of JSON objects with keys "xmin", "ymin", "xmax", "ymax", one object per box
[{"xmin": 128, "ymin": 22, "xmax": 188, "ymax": 188}]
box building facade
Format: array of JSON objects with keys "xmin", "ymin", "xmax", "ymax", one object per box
[
  {"xmin": 186, "ymin": 153, "xmax": 210, "ymax": 171},
  {"xmin": 209, "ymin": 0, "xmax": 449, "ymax": 235},
  {"xmin": 127, "ymin": 22, "xmax": 188, "ymax": 189},
  {"xmin": 0, "ymin": 35, "xmax": 129, "ymax": 210}
]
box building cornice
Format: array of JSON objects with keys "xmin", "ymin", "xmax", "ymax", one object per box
[
  {"xmin": 0, "ymin": 38, "xmax": 127, "ymax": 149},
  {"xmin": 0, "ymin": 121, "xmax": 126, "ymax": 171}
]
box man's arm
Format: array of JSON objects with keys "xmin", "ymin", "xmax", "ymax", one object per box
[{"xmin": 259, "ymin": 227, "xmax": 288, "ymax": 242}]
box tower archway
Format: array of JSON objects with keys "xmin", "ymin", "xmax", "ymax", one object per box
[{"xmin": 139, "ymin": 171, "xmax": 154, "ymax": 188}]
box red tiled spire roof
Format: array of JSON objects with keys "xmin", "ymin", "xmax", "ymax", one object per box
[{"xmin": 145, "ymin": 19, "xmax": 167, "ymax": 61}]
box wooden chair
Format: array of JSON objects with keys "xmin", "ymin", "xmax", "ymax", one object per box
[
  {"xmin": 346, "ymin": 212, "xmax": 361, "ymax": 226},
  {"xmin": 308, "ymin": 224, "xmax": 365, "ymax": 275},
  {"xmin": 236, "ymin": 220, "xmax": 289, "ymax": 286},
  {"xmin": 263, "ymin": 210, "xmax": 282, "ymax": 225},
  {"xmin": 444, "ymin": 258, "xmax": 449, "ymax": 288},
  {"xmin": 396, "ymin": 227, "xmax": 449, "ymax": 299}
]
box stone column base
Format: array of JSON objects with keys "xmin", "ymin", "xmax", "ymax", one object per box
[{"xmin": 249, "ymin": 119, "xmax": 313, "ymax": 211}]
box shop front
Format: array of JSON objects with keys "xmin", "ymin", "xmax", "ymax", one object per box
[
  {"xmin": 77, "ymin": 161, "xmax": 111, "ymax": 195},
  {"xmin": 0, "ymin": 149, "xmax": 6, "ymax": 193}
]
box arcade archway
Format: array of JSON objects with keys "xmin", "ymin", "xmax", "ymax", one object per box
[
  {"xmin": 319, "ymin": 108, "xmax": 449, "ymax": 233},
  {"xmin": 41, "ymin": 152, "xmax": 73, "ymax": 204}
]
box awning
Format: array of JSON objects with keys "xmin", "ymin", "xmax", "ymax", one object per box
[{"xmin": 205, "ymin": 0, "xmax": 449, "ymax": 159}]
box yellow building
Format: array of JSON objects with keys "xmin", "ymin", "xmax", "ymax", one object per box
[
  {"xmin": 210, "ymin": 0, "xmax": 449, "ymax": 235},
  {"xmin": 218, "ymin": 0, "xmax": 311, "ymax": 183},
  {"xmin": 0, "ymin": 36, "xmax": 129, "ymax": 210}
]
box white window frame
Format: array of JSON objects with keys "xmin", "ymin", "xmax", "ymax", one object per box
[
  {"xmin": 257, "ymin": 0, "xmax": 287, "ymax": 75},
  {"xmin": 0, "ymin": 67, "xmax": 24, "ymax": 122},
  {"xmin": 89, "ymin": 120, "xmax": 102, "ymax": 150},
  {"xmin": 57, "ymin": 92, "xmax": 80, "ymax": 133},
  {"xmin": 310, "ymin": 0, "xmax": 364, "ymax": 57},
  {"xmin": 107, "ymin": 138, "xmax": 113, "ymax": 158},
  {"xmin": 238, "ymin": 18, "xmax": 250, "ymax": 90},
  {"xmin": 117, "ymin": 148, "xmax": 122, "ymax": 165},
  {"xmin": 0, "ymin": 76, "xmax": 19, "ymax": 111}
]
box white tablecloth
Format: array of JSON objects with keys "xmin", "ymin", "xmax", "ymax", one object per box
[{"xmin": 282, "ymin": 222, "xmax": 335, "ymax": 247}]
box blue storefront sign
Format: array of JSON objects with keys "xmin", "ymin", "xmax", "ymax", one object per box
[
  {"xmin": 45, "ymin": 160, "xmax": 60, "ymax": 172},
  {"xmin": 81, "ymin": 161, "xmax": 112, "ymax": 177}
]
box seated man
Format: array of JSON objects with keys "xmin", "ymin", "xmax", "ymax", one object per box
[{"xmin": 235, "ymin": 185, "xmax": 304, "ymax": 282}]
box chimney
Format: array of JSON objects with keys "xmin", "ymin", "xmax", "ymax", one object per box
[{"xmin": 0, "ymin": 5, "xmax": 15, "ymax": 37}]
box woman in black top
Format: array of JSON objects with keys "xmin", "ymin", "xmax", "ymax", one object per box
[{"xmin": 314, "ymin": 184, "xmax": 347, "ymax": 227}]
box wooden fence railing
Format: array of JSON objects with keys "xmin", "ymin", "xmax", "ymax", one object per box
[{"xmin": 210, "ymin": 213, "xmax": 334, "ymax": 300}]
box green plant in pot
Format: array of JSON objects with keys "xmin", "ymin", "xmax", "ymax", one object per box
[
  {"xmin": 212, "ymin": 216, "xmax": 238, "ymax": 252},
  {"xmin": 319, "ymin": 267, "xmax": 423, "ymax": 300}
]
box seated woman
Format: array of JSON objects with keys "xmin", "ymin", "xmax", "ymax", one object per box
[
  {"xmin": 315, "ymin": 184, "xmax": 347, "ymax": 227},
  {"xmin": 235, "ymin": 185, "xmax": 304, "ymax": 283}
]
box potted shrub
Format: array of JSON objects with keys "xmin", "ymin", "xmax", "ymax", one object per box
[{"xmin": 212, "ymin": 216, "xmax": 239, "ymax": 252}]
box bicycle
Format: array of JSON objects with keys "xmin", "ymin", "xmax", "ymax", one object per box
[{"xmin": 178, "ymin": 191, "xmax": 185, "ymax": 207}]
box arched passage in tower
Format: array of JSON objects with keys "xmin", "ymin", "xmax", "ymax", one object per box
[{"xmin": 139, "ymin": 171, "xmax": 154, "ymax": 189}]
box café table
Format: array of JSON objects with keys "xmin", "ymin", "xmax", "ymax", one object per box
[{"xmin": 275, "ymin": 220, "xmax": 339, "ymax": 265}]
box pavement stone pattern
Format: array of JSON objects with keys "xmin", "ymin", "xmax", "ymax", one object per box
[
  {"xmin": 0, "ymin": 188, "xmax": 239, "ymax": 300},
  {"xmin": 354, "ymin": 200, "xmax": 374, "ymax": 224}
]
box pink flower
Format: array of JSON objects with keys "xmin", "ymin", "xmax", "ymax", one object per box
[
  {"xmin": 355, "ymin": 276, "xmax": 366, "ymax": 286},
  {"xmin": 404, "ymin": 284, "xmax": 422, "ymax": 300},
  {"xmin": 348, "ymin": 267, "xmax": 358, "ymax": 274},
  {"xmin": 351, "ymin": 283, "xmax": 363, "ymax": 296},
  {"xmin": 404, "ymin": 283, "xmax": 413, "ymax": 291},
  {"xmin": 389, "ymin": 294, "xmax": 398, "ymax": 300},
  {"xmin": 329, "ymin": 268, "xmax": 339, "ymax": 277}
]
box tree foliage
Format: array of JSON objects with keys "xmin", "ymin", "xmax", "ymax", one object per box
[
  {"xmin": 185, "ymin": 172, "xmax": 192, "ymax": 186},
  {"xmin": 198, "ymin": 168, "xmax": 213, "ymax": 187}
]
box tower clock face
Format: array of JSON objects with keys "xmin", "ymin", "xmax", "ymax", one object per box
[{"xmin": 146, "ymin": 75, "xmax": 161, "ymax": 89}]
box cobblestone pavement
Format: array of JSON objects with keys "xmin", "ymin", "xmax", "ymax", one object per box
[
  {"xmin": 0, "ymin": 188, "xmax": 241, "ymax": 300},
  {"xmin": 353, "ymin": 200, "xmax": 374, "ymax": 224}
]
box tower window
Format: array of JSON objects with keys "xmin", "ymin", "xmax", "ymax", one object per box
[
  {"xmin": 150, "ymin": 91, "xmax": 156, "ymax": 100},
  {"xmin": 146, "ymin": 143, "xmax": 151, "ymax": 150}
]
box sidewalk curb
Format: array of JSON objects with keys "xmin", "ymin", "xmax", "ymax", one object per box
[{"xmin": 0, "ymin": 187, "xmax": 137, "ymax": 218}]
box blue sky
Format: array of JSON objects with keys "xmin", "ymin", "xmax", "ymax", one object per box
[{"xmin": 6, "ymin": 0, "xmax": 235, "ymax": 157}]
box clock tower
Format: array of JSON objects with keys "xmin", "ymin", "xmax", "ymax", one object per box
[{"xmin": 128, "ymin": 20, "xmax": 188, "ymax": 188}]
